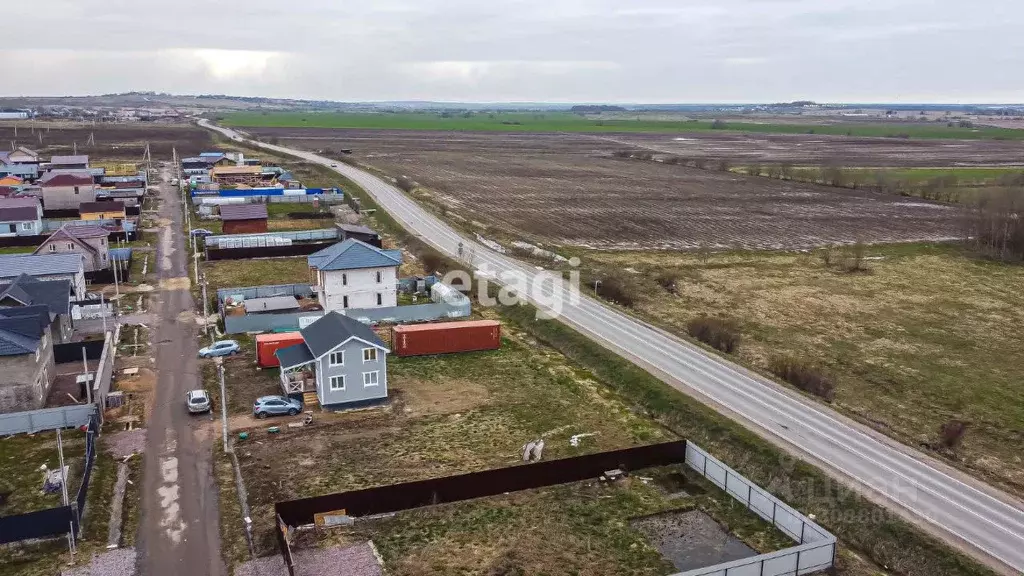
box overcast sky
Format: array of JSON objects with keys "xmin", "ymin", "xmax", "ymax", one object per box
[{"xmin": 1, "ymin": 0, "xmax": 1021, "ymax": 103}]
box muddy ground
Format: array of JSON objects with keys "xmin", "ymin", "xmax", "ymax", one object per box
[
  {"xmin": 0, "ymin": 122, "xmax": 214, "ymax": 160},
  {"xmin": 249, "ymin": 127, "xmax": 966, "ymax": 250}
]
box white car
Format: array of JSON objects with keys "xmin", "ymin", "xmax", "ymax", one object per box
[{"xmin": 186, "ymin": 389, "xmax": 211, "ymax": 414}]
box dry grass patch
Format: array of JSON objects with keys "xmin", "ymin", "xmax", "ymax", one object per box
[
  {"xmin": 584, "ymin": 243, "xmax": 1024, "ymax": 492},
  {"xmin": 203, "ymin": 256, "xmax": 310, "ymax": 290}
]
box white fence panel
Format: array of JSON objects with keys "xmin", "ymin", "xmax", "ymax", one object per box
[{"xmin": 677, "ymin": 442, "xmax": 837, "ymax": 576}]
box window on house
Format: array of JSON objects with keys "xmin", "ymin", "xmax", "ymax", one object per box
[
  {"xmin": 363, "ymin": 371, "xmax": 379, "ymax": 387},
  {"xmin": 67, "ymin": 243, "xmax": 74, "ymax": 250},
  {"xmin": 362, "ymin": 348, "xmax": 377, "ymax": 362},
  {"xmin": 74, "ymin": 187, "xmax": 80, "ymax": 194},
  {"xmin": 102, "ymin": 254, "xmax": 107, "ymax": 263},
  {"xmin": 329, "ymin": 351, "xmax": 344, "ymax": 366},
  {"xmin": 330, "ymin": 375, "xmax": 345, "ymax": 391},
  {"xmin": 343, "ymin": 295, "xmax": 349, "ymax": 308},
  {"xmin": 342, "ymin": 273, "xmax": 347, "ymax": 286},
  {"xmin": 376, "ymin": 293, "xmax": 382, "ymax": 306},
  {"xmin": 48, "ymin": 244, "xmax": 56, "ymax": 252},
  {"xmin": 376, "ymin": 270, "xmax": 382, "ymax": 283},
  {"xmin": 100, "ymin": 238, "xmax": 105, "ymax": 245}
]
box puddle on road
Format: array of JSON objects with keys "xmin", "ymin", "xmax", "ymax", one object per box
[{"xmin": 631, "ymin": 509, "xmax": 757, "ymax": 572}]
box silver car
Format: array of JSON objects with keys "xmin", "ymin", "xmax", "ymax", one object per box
[
  {"xmin": 186, "ymin": 389, "xmax": 211, "ymax": 414},
  {"xmin": 253, "ymin": 395, "xmax": 302, "ymax": 418}
]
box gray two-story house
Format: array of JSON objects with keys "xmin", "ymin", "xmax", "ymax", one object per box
[
  {"xmin": 0, "ymin": 305, "xmax": 56, "ymax": 414},
  {"xmin": 275, "ymin": 311, "xmax": 389, "ymax": 410}
]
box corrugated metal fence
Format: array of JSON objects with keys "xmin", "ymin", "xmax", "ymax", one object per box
[
  {"xmin": 677, "ymin": 443, "xmax": 837, "ymax": 576},
  {"xmin": 0, "ymin": 404, "xmax": 96, "ymax": 436}
]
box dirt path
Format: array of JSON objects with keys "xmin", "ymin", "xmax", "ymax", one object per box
[{"xmin": 134, "ymin": 164, "xmax": 224, "ymax": 575}]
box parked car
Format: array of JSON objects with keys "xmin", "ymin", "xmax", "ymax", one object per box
[
  {"xmin": 190, "ymin": 228, "xmax": 214, "ymax": 238},
  {"xmin": 186, "ymin": 389, "xmax": 211, "ymax": 414},
  {"xmin": 198, "ymin": 340, "xmax": 240, "ymax": 358},
  {"xmin": 331, "ymin": 163, "xmax": 338, "ymax": 167},
  {"xmin": 170, "ymin": 178, "xmax": 179, "ymax": 186},
  {"xmin": 253, "ymin": 395, "xmax": 303, "ymax": 418}
]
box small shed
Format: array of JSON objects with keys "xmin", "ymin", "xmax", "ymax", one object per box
[
  {"xmin": 220, "ymin": 203, "xmax": 268, "ymax": 234},
  {"xmin": 80, "ymin": 200, "xmax": 127, "ymax": 221},
  {"xmin": 336, "ymin": 223, "xmax": 382, "ymax": 248},
  {"xmin": 244, "ymin": 296, "xmax": 300, "ymax": 315}
]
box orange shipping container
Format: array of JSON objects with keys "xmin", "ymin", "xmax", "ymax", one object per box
[
  {"xmin": 392, "ymin": 320, "xmax": 501, "ymax": 357},
  {"xmin": 255, "ymin": 332, "xmax": 305, "ymax": 368}
]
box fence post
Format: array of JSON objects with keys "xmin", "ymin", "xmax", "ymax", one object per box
[
  {"xmin": 796, "ymin": 549, "xmax": 802, "ymax": 574},
  {"xmin": 800, "ymin": 520, "xmax": 806, "ymax": 544}
]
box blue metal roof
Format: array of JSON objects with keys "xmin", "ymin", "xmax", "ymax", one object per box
[
  {"xmin": 110, "ymin": 248, "xmax": 133, "ymax": 261},
  {"xmin": 308, "ymin": 239, "xmax": 401, "ymax": 272}
]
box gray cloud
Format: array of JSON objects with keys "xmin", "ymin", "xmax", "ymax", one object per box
[{"xmin": 1, "ymin": 0, "xmax": 1022, "ymax": 102}]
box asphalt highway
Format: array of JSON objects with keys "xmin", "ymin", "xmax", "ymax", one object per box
[{"xmin": 201, "ymin": 119, "xmax": 1024, "ymax": 575}]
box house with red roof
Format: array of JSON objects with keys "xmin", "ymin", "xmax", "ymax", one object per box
[{"xmin": 39, "ymin": 171, "xmax": 96, "ymax": 210}]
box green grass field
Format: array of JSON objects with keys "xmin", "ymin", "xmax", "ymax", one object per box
[
  {"xmin": 765, "ymin": 165, "xmax": 1024, "ymax": 185},
  {"xmin": 223, "ymin": 111, "xmax": 1024, "ymax": 139}
]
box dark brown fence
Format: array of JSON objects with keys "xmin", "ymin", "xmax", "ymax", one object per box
[
  {"xmin": 205, "ymin": 242, "xmax": 336, "ymax": 261},
  {"xmin": 274, "ymin": 440, "xmax": 687, "ymax": 527},
  {"xmin": 0, "ymin": 415, "xmax": 99, "ymax": 545},
  {"xmin": 0, "ymin": 229, "xmax": 137, "ymax": 248},
  {"xmin": 53, "ymin": 340, "xmax": 106, "ymax": 364}
]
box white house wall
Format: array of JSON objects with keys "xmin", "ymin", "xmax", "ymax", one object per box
[{"xmin": 320, "ymin": 266, "xmax": 397, "ymax": 312}]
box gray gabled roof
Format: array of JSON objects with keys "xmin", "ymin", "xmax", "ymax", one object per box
[
  {"xmin": 0, "ymin": 307, "xmax": 48, "ymax": 356},
  {"xmin": 307, "ymin": 239, "xmax": 401, "ymax": 272},
  {"xmin": 0, "ymin": 274, "xmax": 72, "ymax": 317},
  {"xmin": 275, "ymin": 342, "xmax": 316, "ymax": 370},
  {"xmin": 299, "ymin": 311, "xmax": 388, "ymax": 359},
  {"xmin": 337, "ymin": 223, "xmax": 379, "ymax": 236},
  {"xmin": 0, "ymin": 254, "xmax": 84, "ymax": 279},
  {"xmin": 50, "ymin": 155, "xmax": 89, "ymax": 166}
]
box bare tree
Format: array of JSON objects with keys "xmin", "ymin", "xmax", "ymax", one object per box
[{"xmin": 964, "ymin": 187, "xmax": 1024, "ymax": 262}]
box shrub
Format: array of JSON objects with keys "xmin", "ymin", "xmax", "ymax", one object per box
[
  {"xmin": 769, "ymin": 357, "xmax": 836, "ymax": 402},
  {"xmin": 420, "ymin": 249, "xmax": 445, "ymax": 273},
  {"xmin": 687, "ymin": 316, "xmax": 742, "ymax": 354},
  {"xmin": 939, "ymin": 420, "xmax": 969, "ymax": 450},
  {"xmin": 654, "ymin": 271, "xmax": 678, "ymax": 294},
  {"xmin": 597, "ymin": 275, "xmax": 637, "ymax": 307},
  {"xmin": 395, "ymin": 175, "xmax": 417, "ymax": 192},
  {"xmin": 841, "ymin": 242, "xmax": 869, "ymax": 273}
]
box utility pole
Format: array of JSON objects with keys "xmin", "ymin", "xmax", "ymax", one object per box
[
  {"xmin": 56, "ymin": 428, "xmax": 76, "ymax": 556},
  {"xmin": 81, "ymin": 347, "xmax": 92, "ymax": 405},
  {"xmin": 112, "ymin": 254, "xmax": 120, "ymax": 298},
  {"xmin": 100, "ymin": 291, "xmax": 107, "ymax": 334}
]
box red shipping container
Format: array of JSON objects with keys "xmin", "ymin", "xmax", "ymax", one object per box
[
  {"xmin": 255, "ymin": 332, "xmax": 305, "ymax": 368},
  {"xmin": 392, "ymin": 320, "xmax": 501, "ymax": 357}
]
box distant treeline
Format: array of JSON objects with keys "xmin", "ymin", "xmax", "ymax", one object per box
[{"xmin": 570, "ymin": 105, "xmax": 627, "ymax": 114}]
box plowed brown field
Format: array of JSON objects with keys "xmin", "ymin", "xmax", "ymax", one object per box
[{"xmin": 250, "ymin": 128, "xmax": 967, "ymax": 250}]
